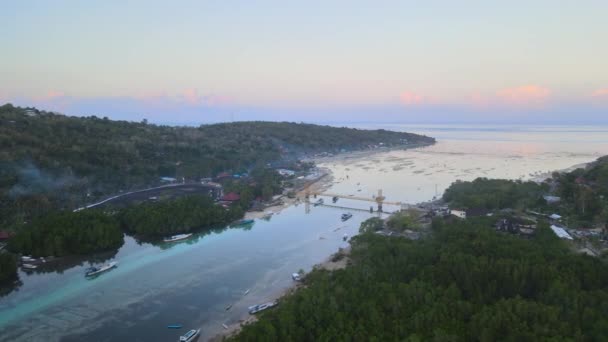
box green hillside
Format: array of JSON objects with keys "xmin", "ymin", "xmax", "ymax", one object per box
[{"xmin": 0, "ymin": 103, "xmax": 434, "ymax": 229}]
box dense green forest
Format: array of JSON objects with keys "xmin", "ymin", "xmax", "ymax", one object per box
[
  {"xmin": 7, "ymin": 210, "xmax": 123, "ymax": 257},
  {"xmin": 118, "ymin": 195, "xmax": 243, "ymax": 237},
  {"xmin": 442, "ymin": 156, "xmax": 608, "ymax": 226},
  {"xmin": 233, "ymin": 218, "xmax": 608, "ymax": 341},
  {"xmin": 6, "ymin": 193, "xmax": 249, "ymax": 258},
  {"xmin": 0, "ymin": 254, "xmax": 17, "ymax": 284},
  {"xmin": 0, "ymin": 103, "xmax": 433, "ymax": 230},
  {"xmin": 442, "ymin": 178, "xmax": 547, "ymax": 210},
  {"xmin": 551, "ymin": 156, "xmax": 608, "ymax": 225}
]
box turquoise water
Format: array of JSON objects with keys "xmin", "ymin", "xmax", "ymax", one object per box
[{"xmin": 0, "ymin": 202, "xmax": 371, "ymax": 342}]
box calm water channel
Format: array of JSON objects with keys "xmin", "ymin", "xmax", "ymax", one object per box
[{"xmin": 1, "ymin": 124, "xmax": 607, "ymax": 341}]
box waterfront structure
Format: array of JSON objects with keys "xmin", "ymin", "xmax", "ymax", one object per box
[
  {"xmin": 450, "ymin": 209, "xmax": 467, "ymax": 219},
  {"xmin": 550, "ymin": 225, "xmax": 573, "ymax": 240}
]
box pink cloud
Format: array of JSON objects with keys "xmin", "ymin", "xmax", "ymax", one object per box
[
  {"xmin": 182, "ymin": 88, "xmax": 201, "ymax": 105},
  {"xmin": 45, "ymin": 90, "xmax": 65, "ymax": 99},
  {"xmin": 496, "ymin": 85, "xmax": 550, "ymax": 107},
  {"xmin": 32, "ymin": 90, "xmax": 66, "ymax": 102},
  {"xmin": 399, "ymin": 91, "xmax": 426, "ymax": 106},
  {"xmin": 591, "ymin": 88, "xmax": 608, "ymax": 98}
]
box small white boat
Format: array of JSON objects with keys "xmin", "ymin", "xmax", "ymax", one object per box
[
  {"xmin": 22, "ymin": 263, "xmax": 38, "ymax": 270},
  {"xmin": 243, "ymin": 289, "xmax": 250, "ymax": 296},
  {"xmin": 248, "ymin": 301, "xmax": 277, "ymax": 314},
  {"xmin": 179, "ymin": 328, "xmax": 200, "ymax": 342},
  {"xmin": 85, "ymin": 261, "xmax": 118, "ymax": 277},
  {"xmin": 292, "ymin": 273, "xmax": 301, "ymax": 281},
  {"xmin": 163, "ymin": 233, "xmax": 193, "ymax": 243},
  {"xmin": 343, "ymin": 233, "xmax": 349, "ymax": 241}
]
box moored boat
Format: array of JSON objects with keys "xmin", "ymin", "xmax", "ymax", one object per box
[
  {"xmin": 313, "ymin": 198, "xmax": 324, "ymax": 206},
  {"xmin": 232, "ymin": 219, "xmax": 254, "ymax": 226},
  {"xmin": 179, "ymin": 328, "xmax": 200, "ymax": 342},
  {"xmin": 248, "ymin": 301, "xmax": 277, "ymax": 314},
  {"xmin": 22, "ymin": 263, "xmax": 38, "ymax": 270},
  {"xmin": 85, "ymin": 261, "xmax": 118, "ymax": 277},
  {"xmin": 341, "ymin": 212, "xmax": 353, "ymax": 221},
  {"xmin": 163, "ymin": 233, "xmax": 193, "ymax": 243}
]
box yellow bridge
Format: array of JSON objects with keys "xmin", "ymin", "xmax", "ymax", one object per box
[{"xmin": 307, "ymin": 189, "xmax": 404, "ymax": 213}]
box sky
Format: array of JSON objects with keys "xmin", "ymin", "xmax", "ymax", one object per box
[{"xmin": 1, "ymin": 1, "xmax": 607, "ymax": 124}]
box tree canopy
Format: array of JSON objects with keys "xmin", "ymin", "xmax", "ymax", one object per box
[
  {"xmin": 7, "ymin": 210, "xmax": 123, "ymax": 257},
  {"xmin": 118, "ymin": 195, "xmax": 243, "ymax": 237},
  {"xmin": 232, "ymin": 218, "xmax": 608, "ymax": 341},
  {"xmin": 442, "ymin": 178, "xmax": 546, "ymax": 210}
]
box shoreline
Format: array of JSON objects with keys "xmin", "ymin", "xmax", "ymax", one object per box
[
  {"xmin": 530, "ymin": 161, "xmax": 590, "ymax": 183},
  {"xmin": 305, "ymin": 142, "xmax": 435, "ymax": 165},
  {"xmin": 243, "ymin": 167, "xmax": 334, "ymax": 220},
  {"xmin": 209, "ymin": 246, "xmax": 352, "ymax": 341}
]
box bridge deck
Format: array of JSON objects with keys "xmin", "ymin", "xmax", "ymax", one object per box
[
  {"xmin": 312, "ymin": 192, "xmax": 402, "ymax": 206},
  {"xmin": 319, "ymin": 203, "xmax": 397, "ymax": 214}
]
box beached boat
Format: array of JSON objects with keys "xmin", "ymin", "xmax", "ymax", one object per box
[
  {"xmin": 85, "ymin": 261, "xmax": 118, "ymax": 277},
  {"xmin": 232, "ymin": 219, "xmax": 254, "ymax": 226},
  {"xmin": 248, "ymin": 301, "xmax": 277, "ymax": 314},
  {"xmin": 179, "ymin": 328, "xmax": 200, "ymax": 342},
  {"xmin": 292, "ymin": 272, "xmax": 301, "ymax": 281},
  {"xmin": 163, "ymin": 233, "xmax": 192, "ymax": 243},
  {"xmin": 341, "ymin": 213, "xmax": 353, "ymax": 221}
]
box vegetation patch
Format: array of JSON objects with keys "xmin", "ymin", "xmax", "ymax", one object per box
[{"xmin": 232, "ymin": 218, "xmax": 608, "ymax": 341}]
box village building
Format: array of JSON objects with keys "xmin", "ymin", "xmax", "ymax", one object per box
[
  {"xmin": 549, "ymin": 213, "xmax": 562, "ymax": 221},
  {"xmin": 543, "ymin": 195, "xmax": 561, "ymax": 204},
  {"xmin": 220, "ymin": 192, "xmax": 240, "ymax": 202},
  {"xmin": 550, "ymin": 225, "xmax": 573, "ymax": 240},
  {"xmin": 0, "ymin": 231, "xmax": 13, "ymax": 241},
  {"xmin": 277, "ymin": 169, "xmax": 296, "ymax": 177},
  {"xmin": 450, "ymin": 209, "xmax": 467, "ymax": 219}
]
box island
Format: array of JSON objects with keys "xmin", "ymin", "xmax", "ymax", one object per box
[{"xmin": 0, "ymin": 103, "xmax": 434, "ymax": 285}]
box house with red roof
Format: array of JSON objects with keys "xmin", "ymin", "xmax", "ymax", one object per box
[
  {"xmin": 220, "ymin": 192, "xmax": 241, "ymax": 202},
  {"xmin": 0, "ymin": 231, "xmax": 13, "ymax": 240}
]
